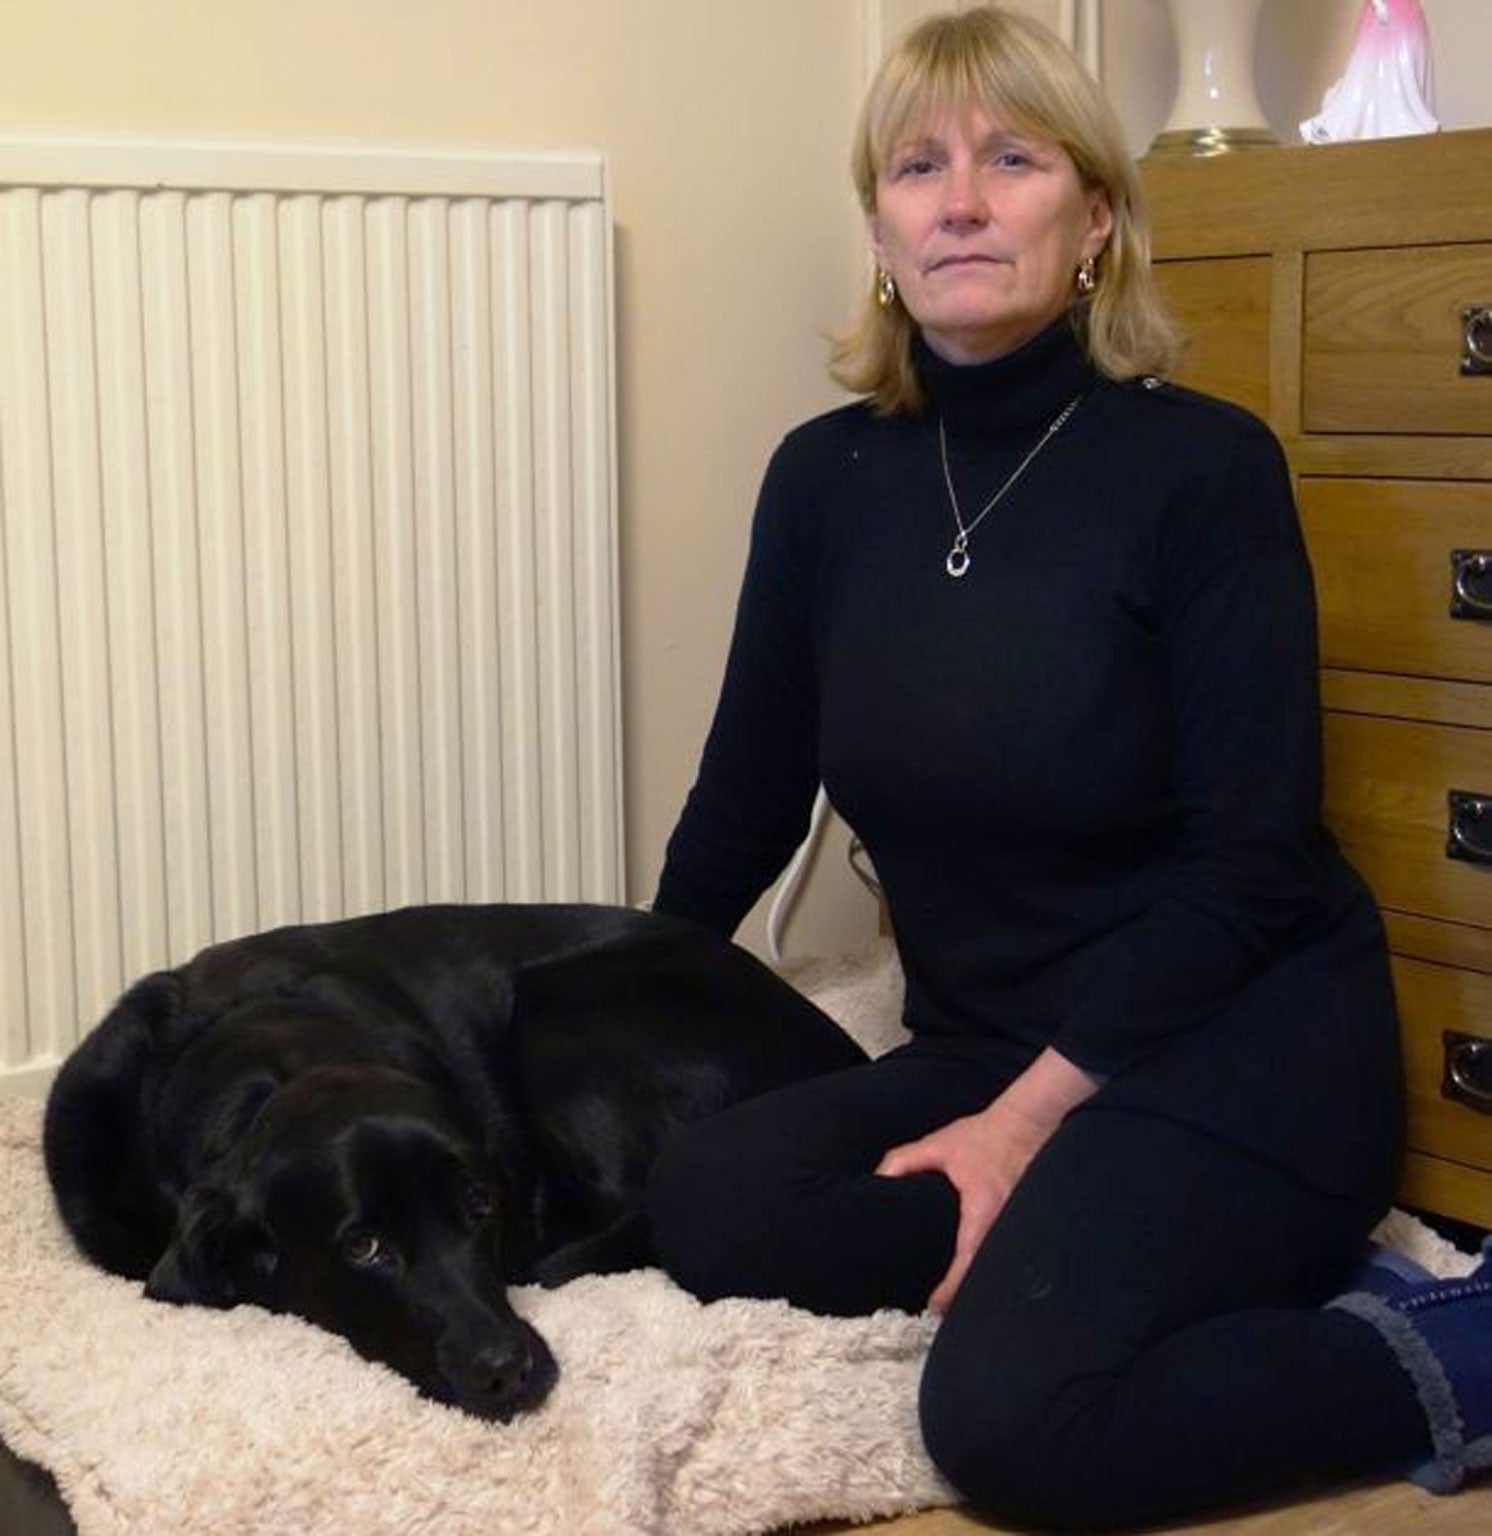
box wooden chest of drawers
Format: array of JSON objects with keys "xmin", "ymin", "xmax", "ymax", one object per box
[{"xmin": 1142, "ymin": 130, "xmax": 1492, "ymax": 1229}]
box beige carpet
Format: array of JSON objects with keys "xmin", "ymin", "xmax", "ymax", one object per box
[{"xmin": 0, "ymin": 941, "xmax": 1475, "ymax": 1536}]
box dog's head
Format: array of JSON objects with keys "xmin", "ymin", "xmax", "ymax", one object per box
[{"xmin": 145, "ymin": 1065, "xmax": 556, "ymax": 1421}]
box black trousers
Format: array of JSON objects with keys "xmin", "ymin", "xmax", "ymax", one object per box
[{"xmin": 644, "ymin": 1035, "xmax": 1428, "ymax": 1531}]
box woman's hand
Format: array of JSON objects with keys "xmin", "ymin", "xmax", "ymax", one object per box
[
  {"xmin": 875, "ymin": 1099, "xmax": 1050, "ymax": 1313},
  {"xmin": 875, "ymin": 1048, "xmax": 1101, "ymax": 1313}
]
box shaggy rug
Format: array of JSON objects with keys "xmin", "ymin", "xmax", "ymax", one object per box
[{"xmin": 0, "ymin": 940, "xmax": 1476, "ymax": 1536}]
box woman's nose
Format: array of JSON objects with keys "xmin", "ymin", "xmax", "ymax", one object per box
[{"xmin": 939, "ymin": 164, "xmax": 988, "ymax": 229}]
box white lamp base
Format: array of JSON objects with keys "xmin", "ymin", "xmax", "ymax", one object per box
[{"xmin": 1149, "ymin": 0, "xmax": 1277, "ymax": 158}]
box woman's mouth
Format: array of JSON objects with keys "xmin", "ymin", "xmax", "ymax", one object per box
[{"xmin": 926, "ymin": 254, "xmax": 1003, "ymax": 272}]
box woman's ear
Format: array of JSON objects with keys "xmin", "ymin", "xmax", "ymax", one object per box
[{"xmin": 1083, "ymin": 190, "xmax": 1114, "ymax": 262}]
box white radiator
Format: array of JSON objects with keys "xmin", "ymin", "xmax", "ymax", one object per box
[{"xmin": 0, "ymin": 137, "xmax": 622, "ymax": 1093}]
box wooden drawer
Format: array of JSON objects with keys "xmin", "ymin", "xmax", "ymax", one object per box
[
  {"xmin": 1385, "ymin": 909, "xmax": 1492, "ymax": 975},
  {"xmin": 1152, "ymin": 256, "xmax": 1271, "ymax": 419},
  {"xmin": 1300, "ymin": 478, "xmax": 1492, "ymax": 684},
  {"xmin": 1323, "ymin": 712, "xmax": 1492, "ymax": 928},
  {"xmin": 1395, "ymin": 955, "xmax": 1492, "ymax": 1177},
  {"xmin": 1303, "ymin": 244, "xmax": 1492, "ymax": 434}
]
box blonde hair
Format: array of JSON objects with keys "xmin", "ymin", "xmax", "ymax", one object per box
[{"xmin": 830, "ymin": 4, "xmax": 1181, "ymax": 415}]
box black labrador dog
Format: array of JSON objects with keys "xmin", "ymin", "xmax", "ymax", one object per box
[{"xmin": 43, "ymin": 904, "xmax": 866, "ymax": 1422}]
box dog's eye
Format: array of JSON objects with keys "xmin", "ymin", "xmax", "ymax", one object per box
[
  {"xmin": 464, "ymin": 1184, "xmax": 494, "ymax": 1224},
  {"xmin": 341, "ymin": 1229, "xmax": 386, "ymax": 1267}
]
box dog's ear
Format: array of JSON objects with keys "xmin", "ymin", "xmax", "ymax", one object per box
[
  {"xmin": 44, "ymin": 971, "xmax": 190, "ymax": 1279},
  {"xmin": 145, "ymin": 1186, "xmax": 278, "ymax": 1308}
]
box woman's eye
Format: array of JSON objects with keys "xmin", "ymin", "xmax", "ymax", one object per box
[
  {"xmin": 889, "ymin": 153, "xmax": 937, "ymax": 180},
  {"xmin": 464, "ymin": 1185, "xmax": 494, "ymax": 1224},
  {"xmin": 342, "ymin": 1230, "xmax": 386, "ymax": 1267}
]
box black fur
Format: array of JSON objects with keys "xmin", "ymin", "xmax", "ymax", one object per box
[{"xmin": 43, "ymin": 903, "xmax": 866, "ymax": 1421}]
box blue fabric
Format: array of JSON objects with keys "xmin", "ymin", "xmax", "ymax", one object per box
[{"xmin": 1333, "ymin": 1241, "xmax": 1492, "ymax": 1492}]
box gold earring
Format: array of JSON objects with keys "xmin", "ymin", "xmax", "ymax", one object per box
[
  {"xmin": 876, "ymin": 268, "xmax": 896, "ymax": 308},
  {"xmin": 1076, "ymin": 257, "xmax": 1097, "ymax": 296}
]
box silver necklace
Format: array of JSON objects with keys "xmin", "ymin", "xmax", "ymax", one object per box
[{"xmin": 937, "ymin": 394, "xmax": 1082, "ymax": 578}]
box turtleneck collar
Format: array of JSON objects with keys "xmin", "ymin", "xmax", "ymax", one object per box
[{"xmin": 915, "ymin": 312, "xmax": 1098, "ymax": 436}]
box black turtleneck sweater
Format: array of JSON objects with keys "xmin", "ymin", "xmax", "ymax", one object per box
[{"xmin": 654, "ymin": 317, "xmax": 1400, "ymax": 1198}]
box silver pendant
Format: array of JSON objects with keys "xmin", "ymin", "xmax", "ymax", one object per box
[{"xmin": 937, "ymin": 394, "xmax": 1082, "ymax": 586}]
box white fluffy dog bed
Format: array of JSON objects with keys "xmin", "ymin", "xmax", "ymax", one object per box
[{"xmin": 0, "ymin": 941, "xmax": 1475, "ymax": 1536}]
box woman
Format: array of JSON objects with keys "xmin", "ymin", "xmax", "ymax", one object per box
[{"xmin": 645, "ymin": 7, "xmax": 1491, "ymax": 1529}]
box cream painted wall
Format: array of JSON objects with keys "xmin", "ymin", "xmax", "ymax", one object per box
[{"xmin": 0, "ymin": 0, "xmax": 885, "ymax": 958}]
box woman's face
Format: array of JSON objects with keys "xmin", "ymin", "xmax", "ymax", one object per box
[{"xmin": 870, "ymin": 104, "xmax": 1112, "ymax": 365}]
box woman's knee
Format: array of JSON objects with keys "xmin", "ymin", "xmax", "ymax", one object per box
[
  {"xmin": 918, "ymin": 1331, "xmax": 1027, "ymax": 1516},
  {"xmin": 918, "ymin": 1323, "xmax": 1110, "ymax": 1530},
  {"xmin": 644, "ymin": 1107, "xmax": 788, "ymax": 1301},
  {"xmin": 647, "ymin": 1056, "xmax": 977, "ymax": 1312}
]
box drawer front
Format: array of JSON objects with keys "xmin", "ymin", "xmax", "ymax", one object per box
[
  {"xmin": 1304, "ymin": 244, "xmax": 1492, "ymax": 434},
  {"xmin": 1394, "ymin": 956, "xmax": 1492, "ymax": 1175},
  {"xmin": 1323, "ymin": 712, "xmax": 1492, "ymax": 928},
  {"xmin": 1152, "ymin": 256, "xmax": 1271, "ymax": 420},
  {"xmin": 1300, "ymin": 478, "xmax": 1492, "ymax": 684}
]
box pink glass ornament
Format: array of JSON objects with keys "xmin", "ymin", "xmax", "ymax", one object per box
[{"xmin": 1301, "ymin": 0, "xmax": 1439, "ymax": 144}]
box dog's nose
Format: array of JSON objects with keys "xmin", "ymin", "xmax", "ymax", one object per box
[
  {"xmin": 470, "ymin": 1339, "xmax": 533, "ymax": 1401},
  {"xmin": 439, "ymin": 1320, "xmax": 558, "ymax": 1419}
]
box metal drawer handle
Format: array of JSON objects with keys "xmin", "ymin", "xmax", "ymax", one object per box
[
  {"xmin": 1464, "ymin": 305, "xmax": 1492, "ymax": 375},
  {"xmin": 1442, "ymin": 1031, "xmax": 1492, "ymax": 1115},
  {"xmin": 1452, "ymin": 549, "xmax": 1492, "ymax": 621},
  {"xmin": 1447, "ymin": 789, "xmax": 1492, "ymax": 864}
]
